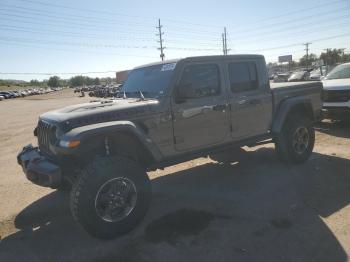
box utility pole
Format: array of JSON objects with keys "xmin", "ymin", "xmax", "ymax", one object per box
[
  {"xmin": 323, "ymin": 48, "xmax": 331, "ymax": 67},
  {"xmin": 304, "ymin": 42, "xmax": 311, "ymax": 70},
  {"xmin": 222, "ymin": 33, "xmax": 225, "ymax": 55},
  {"xmin": 156, "ymin": 19, "xmax": 165, "ymax": 61},
  {"xmin": 222, "ymin": 27, "xmax": 229, "ymax": 55}
]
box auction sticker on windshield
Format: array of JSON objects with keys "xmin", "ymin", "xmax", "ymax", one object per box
[{"xmin": 161, "ymin": 63, "xmax": 177, "ymax": 71}]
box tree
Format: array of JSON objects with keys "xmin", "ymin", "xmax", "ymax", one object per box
[
  {"xmin": 48, "ymin": 76, "xmax": 60, "ymax": 87},
  {"xmin": 30, "ymin": 79, "xmax": 40, "ymax": 86},
  {"xmin": 320, "ymin": 49, "xmax": 343, "ymax": 66},
  {"xmin": 299, "ymin": 53, "xmax": 318, "ymax": 67},
  {"xmin": 93, "ymin": 77, "xmax": 100, "ymax": 85},
  {"xmin": 70, "ymin": 75, "xmax": 85, "ymax": 87},
  {"xmin": 341, "ymin": 53, "xmax": 350, "ymax": 63}
]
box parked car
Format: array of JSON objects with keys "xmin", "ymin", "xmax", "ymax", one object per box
[
  {"xmin": 288, "ymin": 71, "xmax": 310, "ymax": 82},
  {"xmin": 310, "ymin": 66, "xmax": 327, "ymax": 81},
  {"xmin": 0, "ymin": 91, "xmax": 13, "ymax": 99},
  {"xmin": 17, "ymin": 55, "xmax": 322, "ymax": 239},
  {"xmin": 0, "ymin": 95, "xmax": 4, "ymax": 101},
  {"xmin": 273, "ymin": 72, "xmax": 290, "ymax": 82},
  {"xmin": 74, "ymin": 87, "xmax": 81, "ymax": 93},
  {"xmin": 322, "ymin": 62, "xmax": 350, "ymax": 120}
]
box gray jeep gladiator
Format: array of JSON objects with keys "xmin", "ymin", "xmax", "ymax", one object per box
[{"xmin": 17, "ymin": 55, "xmax": 322, "ymax": 238}]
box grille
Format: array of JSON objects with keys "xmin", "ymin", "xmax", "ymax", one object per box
[
  {"xmin": 323, "ymin": 90, "xmax": 350, "ymax": 103},
  {"xmin": 37, "ymin": 120, "xmax": 56, "ymax": 153}
]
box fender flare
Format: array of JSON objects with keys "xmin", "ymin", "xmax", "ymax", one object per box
[
  {"xmin": 59, "ymin": 120, "xmax": 162, "ymax": 162},
  {"xmin": 271, "ymin": 97, "xmax": 314, "ymax": 134}
]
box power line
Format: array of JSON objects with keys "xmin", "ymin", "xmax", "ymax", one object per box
[
  {"xmin": 0, "ymin": 36, "xmax": 220, "ymax": 52},
  {"xmin": 228, "ymin": 7, "xmax": 349, "ymax": 38},
  {"xmin": 0, "ymin": 11, "xmax": 221, "ymax": 39},
  {"xmin": 0, "ymin": 5, "xmax": 223, "ymax": 36},
  {"xmin": 2, "ymin": 4, "xmax": 347, "ymax": 41},
  {"xmin": 0, "ymin": 6, "xmax": 154, "ymax": 28},
  {"xmin": 229, "ymin": 18, "xmax": 350, "ymax": 46},
  {"xmin": 0, "ymin": 36, "xmax": 158, "ymax": 49},
  {"xmin": 0, "ymin": 70, "xmax": 117, "ymax": 75},
  {"xmin": 0, "ymin": 25, "xmax": 156, "ymax": 42},
  {"xmin": 242, "ymin": 33, "xmax": 350, "ymax": 52},
  {"xmin": 16, "ymin": 0, "xmax": 155, "ymax": 20},
  {"xmin": 0, "ymin": 41, "xmax": 157, "ymax": 58},
  {"xmin": 0, "ymin": 24, "xmax": 221, "ymax": 48},
  {"xmin": 14, "ymin": 0, "xmax": 347, "ymax": 31},
  {"xmin": 249, "ymin": 0, "xmax": 347, "ymax": 24},
  {"xmin": 0, "ymin": 12, "xmax": 156, "ymax": 34}
]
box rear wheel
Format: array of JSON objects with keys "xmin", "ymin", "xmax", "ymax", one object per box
[
  {"xmin": 70, "ymin": 156, "xmax": 151, "ymax": 239},
  {"xmin": 275, "ymin": 115, "xmax": 315, "ymax": 164}
]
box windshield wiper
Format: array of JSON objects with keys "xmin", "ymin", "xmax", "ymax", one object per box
[
  {"xmin": 119, "ymin": 90, "xmax": 154, "ymax": 100},
  {"xmin": 139, "ymin": 90, "xmax": 145, "ymax": 101}
]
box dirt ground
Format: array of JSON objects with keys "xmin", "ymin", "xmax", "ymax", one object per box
[{"xmin": 1, "ymin": 89, "xmax": 350, "ymax": 262}]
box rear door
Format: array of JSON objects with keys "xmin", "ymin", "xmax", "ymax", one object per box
[
  {"xmin": 171, "ymin": 62, "xmax": 230, "ymax": 152},
  {"xmin": 227, "ymin": 60, "xmax": 273, "ymax": 140}
]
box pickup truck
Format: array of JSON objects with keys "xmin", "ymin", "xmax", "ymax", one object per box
[
  {"xmin": 322, "ymin": 62, "xmax": 350, "ymax": 120},
  {"xmin": 17, "ymin": 55, "xmax": 322, "ymax": 239}
]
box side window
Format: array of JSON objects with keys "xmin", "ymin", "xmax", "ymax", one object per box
[
  {"xmin": 229, "ymin": 62, "xmax": 258, "ymax": 93},
  {"xmin": 178, "ymin": 64, "xmax": 220, "ymax": 99}
]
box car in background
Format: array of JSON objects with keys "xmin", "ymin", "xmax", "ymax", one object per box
[
  {"xmin": 288, "ymin": 71, "xmax": 310, "ymax": 82},
  {"xmin": 11, "ymin": 91, "xmax": 22, "ymax": 98},
  {"xmin": 0, "ymin": 95, "xmax": 4, "ymax": 101},
  {"xmin": 310, "ymin": 66, "xmax": 327, "ymax": 81},
  {"xmin": 0, "ymin": 91, "xmax": 13, "ymax": 99},
  {"xmin": 322, "ymin": 62, "xmax": 350, "ymax": 120},
  {"xmin": 273, "ymin": 72, "xmax": 290, "ymax": 82}
]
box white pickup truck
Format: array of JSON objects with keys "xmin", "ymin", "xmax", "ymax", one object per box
[{"xmin": 322, "ymin": 62, "xmax": 350, "ymax": 120}]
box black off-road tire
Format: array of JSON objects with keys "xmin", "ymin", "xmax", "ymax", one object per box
[
  {"xmin": 56, "ymin": 179, "xmax": 72, "ymax": 192},
  {"xmin": 70, "ymin": 156, "xmax": 151, "ymax": 239},
  {"xmin": 275, "ymin": 115, "xmax": 315, "ymax": 164}
]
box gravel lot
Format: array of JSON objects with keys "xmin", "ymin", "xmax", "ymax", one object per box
[{"xmin": 1, "ymin": 89, "xmax": 350, "ymax": 262}]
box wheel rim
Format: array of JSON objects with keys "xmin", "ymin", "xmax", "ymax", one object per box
[
  {"xmin": 292, "ymin": 127, "xmax": 310, "ymax": 154},
  {"xmin": 95, "ymin": 177, "xmax": 137, "ymax": 222}
]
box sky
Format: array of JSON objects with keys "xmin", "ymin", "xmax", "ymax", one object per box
[{"xmin": 0, "ymin": 0, "xmax": 349, "ymax": 81}]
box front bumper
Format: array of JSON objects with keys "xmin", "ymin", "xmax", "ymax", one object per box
[
  {"xmin": 322, "ymin": 104, "xmax": 350, "ymax": 120},
  {"xmin": 17, "ymin": 144, "xmax": 62, "ymax": 188}
]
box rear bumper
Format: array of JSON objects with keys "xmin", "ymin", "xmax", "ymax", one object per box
[{"xmin": 17, "ymin": 144, "xmax": 62, "ymax": 188}]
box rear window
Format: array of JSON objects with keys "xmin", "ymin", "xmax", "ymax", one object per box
[{"xmin": 228, "ymin": 62, "xmax": 258, "ymax": 92}]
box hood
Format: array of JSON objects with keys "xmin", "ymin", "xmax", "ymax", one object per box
[
  {"xmin": 322, "ymin": 78, "xmax": 350, "ymax": 91},
  {"xmin": 40, "ymin": 98, "xmax": 159, "ymax": 130}
]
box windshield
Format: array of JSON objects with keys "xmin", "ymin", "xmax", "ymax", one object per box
[
  {"xmin": 121, "ymin": 62, "xmax": 176, "ymax": 98},
  {"xmin": 326, "ymin": 64, "xmax": 350, "ymax": 80}
]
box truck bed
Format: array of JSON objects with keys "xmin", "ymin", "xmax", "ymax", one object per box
[{"xmin": 270, "ymin": 81, "xmax": 323, "ymax": 119}]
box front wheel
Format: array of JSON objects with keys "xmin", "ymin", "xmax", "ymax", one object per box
[
  {"xmin": 275, "ymin": 115, "xmax": 315, "ymax": 164},
  {"xmin": 70, "ymin": 156, "xmax": 151, "ymax": 239}
]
